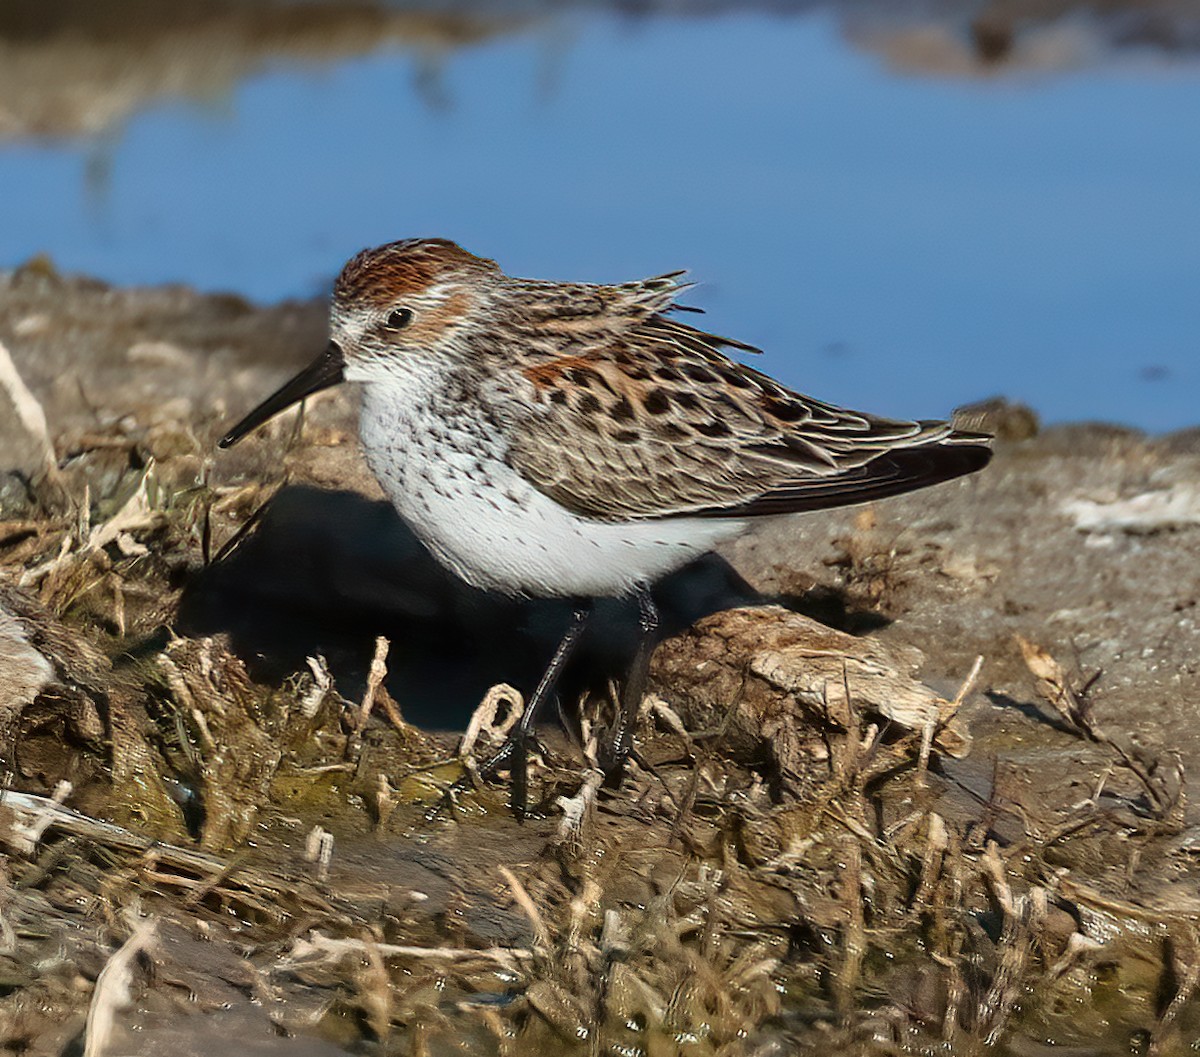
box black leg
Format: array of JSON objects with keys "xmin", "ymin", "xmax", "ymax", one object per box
[
  {"xmin": 475, "ymin": 600, "xmax": 592, "ymax": 820},
  {"xmin": 600, "ymin": 588, "xmax": 659, "ymax": 787}
]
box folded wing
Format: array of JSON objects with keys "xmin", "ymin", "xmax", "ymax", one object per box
[{"xmin": 507, "ymin": 315, "xmax": 992, "ymax": 522}]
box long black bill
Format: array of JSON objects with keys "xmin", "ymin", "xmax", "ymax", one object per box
[{"xmin": 218, "ymin": 341, "xmax": 345, "ymax": 449}]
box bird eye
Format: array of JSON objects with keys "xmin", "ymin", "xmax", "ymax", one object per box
[{"xmin": 385, "ymin": 308, "xmax": 413, "ymax": 330}]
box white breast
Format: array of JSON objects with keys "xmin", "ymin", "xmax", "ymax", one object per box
[{"xmin": 356, "ymin": 377, "xmax": 743, "ymax": 599}]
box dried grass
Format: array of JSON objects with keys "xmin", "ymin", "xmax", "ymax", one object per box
[{"xmin": 1, "ymin": 392, "xmax": 1196, "ymax": 1056}]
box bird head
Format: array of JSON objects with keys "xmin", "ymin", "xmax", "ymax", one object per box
[{"xmin": 219, "ymin": 238, "xmax": 499, "ymax": 448}]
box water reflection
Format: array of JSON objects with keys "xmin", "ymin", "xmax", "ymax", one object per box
[
  {"xmin": 0, "ymin": 2, "xmax": 527, "ymax": 139},
  {"xmin": 1, "ymin": 0, "xmax": 1197, "ymax": 429},
  {"xmin": 3, "ymin": 0, "xmax": 1198, "ymax": 145}
]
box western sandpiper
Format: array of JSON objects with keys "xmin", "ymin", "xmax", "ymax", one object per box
[{"xmin": 220, "ymin": 238, "xmax": 992, "ymax": 816}]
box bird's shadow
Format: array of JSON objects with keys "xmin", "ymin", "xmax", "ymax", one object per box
[{"xmin": 177, "ymin": 485, "xmax": 887, "ymax": 731}]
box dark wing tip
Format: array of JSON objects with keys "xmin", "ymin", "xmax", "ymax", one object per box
[
  {"xmin": 692, "ymin": 429, "xmax": 993, "ymax": 519},
  {"xmin": 942, "ymin": 427, "xmax": 994, "ymax": 466}
]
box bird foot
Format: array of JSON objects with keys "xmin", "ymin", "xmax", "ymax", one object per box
[
  {"xmin": 598, "ymin": 738, "xmax": 636, "ymax": 790},
  {"xmin": 468, "ymin": 729, "xmax": 549, "ymax": 821}
]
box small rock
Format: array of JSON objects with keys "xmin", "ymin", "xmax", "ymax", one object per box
[{"xmin": 12, "ymin": 253, "xmax": 61, "ymax": 286}]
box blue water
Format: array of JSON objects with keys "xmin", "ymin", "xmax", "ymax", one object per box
[{"xmin": 3, "ymin": 11, "xmax": 1199, "ymax": 429}]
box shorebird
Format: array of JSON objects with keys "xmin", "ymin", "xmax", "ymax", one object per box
[{"xmin": 220, "ymin": 238, "xmax": 992, "ymax": 816}]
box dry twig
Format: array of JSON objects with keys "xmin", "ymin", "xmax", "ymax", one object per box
[
  {"xmin": 499, "ymin": 865, "xmax": 551, "ymax": 954},
  {"xmin": 1016, "ymin": 636, "xmax": 1184, "ymax": 821},
  {"xmin": 83, "ymin": 916, "xmax": 158, "ymax": 1057},
  {"xmin": 459, "ymin": 683, "xmax": 524, "ymax": 758},
  {"xmin": 280, "ymin": 932, "xmax": 530, "ymax": 973}
]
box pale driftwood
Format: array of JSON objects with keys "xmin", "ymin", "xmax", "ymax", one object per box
[
  {"xmin": 1, "ymin": 780, "xmax": 73, "ymax": 855},
  {"xmin": 650, "ymin": 606, "xmax": 973, "ymax": 771},
  {"xmin": 279, "ymin": 932, "xmax": 531, "ymax": 973},
  {"xmin": 0, "ymin": 788, "xmax": 148, "ymax": 857}
]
